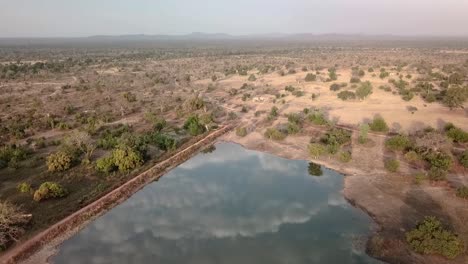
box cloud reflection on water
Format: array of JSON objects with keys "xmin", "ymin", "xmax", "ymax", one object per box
[{"xmin": 53, "ymin": 143, "xmax": 377, "ymax": 264}]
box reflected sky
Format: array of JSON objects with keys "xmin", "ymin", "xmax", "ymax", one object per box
[{"xmin": 53, "ymin": 143, "xmax": 379, "ymax": 264}]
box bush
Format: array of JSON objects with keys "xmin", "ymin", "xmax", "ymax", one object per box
[
  {"xmin": 337, "ymin": 91, "xmax": 356, "ymax": 101},
  {"xmin": 456, "ymin": 186, "xmax": 468, "ymax": 199},
  {"xmin": 308, "ymin": 143, "xmax": 327, "ymax": 159},
  {"xmin": 17, "ymin": 182, "xmax": 32, "ymax": 194},
  {"xmin": 0, "ymin": 145, "xmax": 28, "ymax": 169},
  {"xmin": 414, "ymin": 172, "xmax": 427, "ymax": 184},
  {"xmin": 358, "ymin": 124, "xmax": 370, "ymax": 144},
  {"xmin": 0, "ymin": 201, "xmax": 30, "ymax": 250},
  {"xmin": 96, "ymin": 156, "xmax": 116, "ymax": 173},
  {"xmin": 385, "ymin": 135, "xmax": 412, "ymax": 151},
  {"xmin": 123, "ymin": 92, "xmax": 137, "ymax": 102},
  {"xmin": 330, "ymin": 83, "xmax": 341, "ymax": 91},
  {"xmin": 384, "ymin": 159, "xmax": 399, "ymax": 172},
  {"xmin": 287, "ymin": 113, "xmax": 303, "ymax": 125},
  {"xmin": 183, "ymin": 115, "xmax": 206, "ymax": 136},
  {"xmin": 264, "ymin": 128, "xmax": 287, "ymax": 141},
  {"xmin": 287, "ymin": 122, "xmax": 301, "ymax": 134},
  {"xmin": 269, "ymin": 106, "xmax": 279, "ymax": 118},
  {"xmin": 350, "ymin": 77, "xmax": 361, "ymax": 83},
  {"xmin": 369, "ymin": 116, "xmax": 389, "ymax": 133},
  {"xmin": 307, "ymin": 111, "xmax": 328, "ymax": 126},
  {"xmin": 321, "ymin": 128, "xmax": 352, "ymax": 146},
  {"xmin": 292, "ymin": 90, "xmax": 304, "ymax": 97},
  {"xmin": 236, "ymin": 127, "xmax": 248, "ymax": 137},
  {"xmin": 406, "ymin": 217, "xmax": 464, "ymax": 259},
  {"xmin": 404, "ymin": 151, "xmax": 421, "ymax": 163},
  {"xmin": 33, "ymin": 182, "xmax": 67, "ymax": 202},
  {"xmin": 339, "ymin": 151, "xmax": 352, "ymax": 163},
  {"xmin": 112, "ymin": 146, "xmax": 143, "ymax": 172},
  {"xmin": 305, "ymin": 73, "xmax": 317, "ymax": 82},
  {"xmin": 46, "ymin": 151, "xmax": 72, "ymax": 172},
  {"xmin": 308, "ymin": 162, "xmax": 323, "ymax": 176},
  {"xmin": 424, "ymin": 151, "xmax": 452, "ymax": 170},
  {"xmin": 248, "ymin": 74, "xmax": 256, "ymax": 81},
  {"xmin": 428, "ymin": 167, "xmax": 447, "ymax": 181},
  {"xmin": 142, "ymin": 132, "xmax": 176, "ymax": 151},
  {"xmin": 356, "ymin": 81, "xmax": 373, "ymax": 99},
  {"xmin": 443, "ymin": 86, "xmax": 467, "ymax": 109},
  {"xmin": 444, "ymin": 123, "xmax": 468, "ymax": 143},
  {"xmin": 460, "ymin": 150, "xmax": 468, "ymax": 168}
]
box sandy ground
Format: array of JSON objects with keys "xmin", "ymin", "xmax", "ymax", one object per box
[{"xmin": 212, "ymin": 68, "xmax": 468, "ymax": 263}]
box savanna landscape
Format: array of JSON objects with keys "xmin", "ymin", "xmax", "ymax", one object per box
[{"xmin": 0, "ymin": 35, "xmax": 467, "ymax": 264}]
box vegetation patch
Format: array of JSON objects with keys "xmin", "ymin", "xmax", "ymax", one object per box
[
  {"xmin": 33, "ymin": 182, "xmax": 68, "ymax": 202},
  {"xmin": 406, "ymin": 217, "xmax": 464, "ymax": 259}
]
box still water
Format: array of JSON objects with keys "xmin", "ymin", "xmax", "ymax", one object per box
[{"xmin": 53, "ymin": 142, "xmax": 380, "ymax": 264}]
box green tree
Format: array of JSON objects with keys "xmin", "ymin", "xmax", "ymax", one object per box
[
  {"xmin": 356, "ymin": 81, "xmax": 373, "ymax": 99},
  {"xmin": 443, "ymin": 86, "xmax": 467, "ymax": 109}
]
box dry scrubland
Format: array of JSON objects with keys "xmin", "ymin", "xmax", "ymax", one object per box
[{"xmin": 0, "ymin": 41, "xmax": 467, "ymax": 263}]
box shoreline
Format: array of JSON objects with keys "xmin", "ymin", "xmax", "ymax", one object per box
[{"xmin": 0, "ymin": 125, "xmax": 233, "ymax": 264}]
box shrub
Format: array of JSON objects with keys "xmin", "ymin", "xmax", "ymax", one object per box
[
  {"xmin": 307, "ymin": 111, "xmax": 328, "ymax": 126},
  {"xmin": 321, "ymin": 128, "xmax": 352, "ymax": 146},
  {"xmin": 96, "ymin": 156, "xmax": 116, "ymax": 173},
  {"xmin": 339, "ymin": 151, "xmax": 352, "ymax": 163},
  {"xmin": 112, "ymin": 146, "xmax": 143, "ymax": 172},
  {"xmin": 248, "ymin": 74, "xmax": 256, "ymax": 81},
  {"xmin": 358, "ymin": 124, "xmax": 370, "ymax": 144},
  {"xmin": 460, "ymin": 150, "xmax": 468, "ymax": 168},
  {"xmin": 308, "ymin": 162, "xmax": 323, "ymax": 176},
  {"xmin": 424, "ymin": 151, "xmax": 452, "ymax": 170},
  {"xmin": 308, "ymin": 143, "xmax": 327, "ymax": 159},
  {"xmin": 456, "ymin": 186, "xmax": 468, "ymax": 199},
  {"xmin": 385, "ymin": 135, "xmax": 412, "ymax": 151},
  {"xmin": 183, "ymin": 115, "xmax": 206, "ymax": 136},
  {"xmin": 384, "ymin": 159, "xmax": 399, "ymax": 172},
  {"xmin": 444, "ymin": 124, "xmax": 468, "ymax": 143},
  {"xmin": 123, "ymin": 92, "xmax": 137, "ymax": 102},
  {"xmin": 337, "ymin": 91, "xmax": 356, "ymax": 101},
  {"xmin": 414, "ymin": 172, "xmax": 427, "ymax": 184},
  {"xmin": 269, "ymin": 106, "xmax": 279, "ymax": 118},
  {"xmin": 328, "ymin": 70, "xmax": 337, "ymax": 81},
  {"xmin": 406, "ymin": 217, "xmax": 464, "ymax": 259},
  {"xmin": 356, "ymin": 81, "xmax": 373, "ymax": 99},
  {"xmin": 17, "ymin": 182, "xmax": 32, "ymax": 194},
  {"xmin": 379, "ymin": 71, "xmax": 389, "ymax": 79},
  {"xmin": 404, "ymin": 151, "xmax": 421, "ymax": 163},
  {"xmin": 330, "ymin": 83, "xmax": 341, "ymax": 91},
  {"xmin": 33, "ymin": 182, "xmax": 67, "ymax": 202},
  {"xmin": 46, "ymin": 151, "xmax": 72, "ymax": 172},
  {"xmin": 443, "ymin": 86, "xmax": 467, "ymax": 109},
  {"xmin": 0, "ymin": 201, "xmax": 30, "ymax": 250},
  {"xmin": 369, "ymin": 116, "xmax": 389, "ymax": 132},
  {"xmin": 292, "ymin": 90, "xmax": 304, "ymax": 97},
  {"xmin": 0, "ymin": 145, "xmax": 28, "ymax": 169},
  {"xmin": 264, "ymin": 128, "xmax": 287, "ymax": 141},
  {"xmin": 428, "ymin": 167, "xmax": 447, "ymax": 181},
  {"xmin": 287, "ymin": 113, "xmax": 303, "ymax": 125},
  {"xmin": 236, "ymin": 127, "xmax": 248, "ymax": 137},
  {"xmin": 305, "ymin": 73, "xmax": 317, "ymax": 82},
  {"xmin": 287, "ymin": 122, "xmax": 301, "ymax": 134}
]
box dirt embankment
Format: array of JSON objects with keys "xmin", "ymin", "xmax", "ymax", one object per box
[
  {"xmin": 0, "ymin": 125, "xmax": 233, "ymax": 264},
  {"xmin": 222, "ymin": 127, "xmax": 468, "ymax": 264}
]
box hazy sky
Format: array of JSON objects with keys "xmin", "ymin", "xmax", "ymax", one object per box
[{"xmin": 1, "ymin": 0, "xmax": 468, "ymax": 37}]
